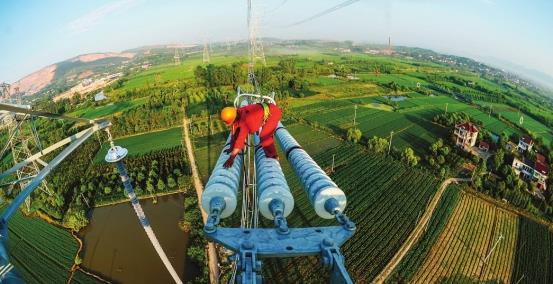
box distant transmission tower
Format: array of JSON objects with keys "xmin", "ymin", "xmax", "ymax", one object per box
[
  {"xmin": 173, "ymin": 48, "xmax": 181, "ymax": 65},
  {"xmin": 386, "ymin": 36, "xmax": 394, "ymax": 56},
  {"xmin": 247, "ymin": 0, "xmax": 267, "ymax": 90},
  {"xmin": 248, "ymin": 16, "xmax": 266, "ymax": 68},
  {"xmin": 203, "ymin": 42, "xmax": 210, "ymax": 64},
  {"xmin": 0, "ymin": 83, "xmax": 10, "ymax": 100}
]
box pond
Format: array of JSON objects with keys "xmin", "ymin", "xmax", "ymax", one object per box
[
  {"xmin": 383, "ymin": 95, "xmax": 408, "ymax": 102},
  {"xmin": 80, "ymin": 193, "xmax": 195, "ymax": 283}
]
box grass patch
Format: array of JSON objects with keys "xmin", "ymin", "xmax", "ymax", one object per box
[
  {"xmin": 94, "ymin": 127, "xmax": 182, "ymax": 162},
  {"xmin": 69, "ymin": 97, "xmax": 148, "ymax": 119}
]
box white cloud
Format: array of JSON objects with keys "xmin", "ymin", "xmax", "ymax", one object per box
[{"xmin": 67, "ymin": 0, "xmax": 137, "ymax": 34}]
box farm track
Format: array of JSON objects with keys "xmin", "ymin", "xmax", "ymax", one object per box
[
  {"xmin": 182, "ymin": 116, "xmax": 219, "ymax": 284},
  {"xmin": 372, "ymin": 177, "xmax": 471, "ymax": 283}
]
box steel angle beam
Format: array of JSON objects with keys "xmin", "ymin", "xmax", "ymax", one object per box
[
  {"xmin": 0, "ymin": 121, "xmax": 110, "ymax": 222},
  {"xmin": 0, "ymin": 103, "xmax": 96, "ymax": 124},
  {"xmin": 0, "ymin": 121, "xmax": 110, "ymax": 180}
]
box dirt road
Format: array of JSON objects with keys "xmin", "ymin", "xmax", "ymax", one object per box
[
  {"xmin": 182, "ymin": 116, "xmax": 219, "ymax": 284},
  {"xmin": 371, "ymin": 177, "xmax": 471, "ymax": 283}
]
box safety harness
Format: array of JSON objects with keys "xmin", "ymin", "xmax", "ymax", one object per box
[{"xmin": 259, "ymin": 102, "xmax": 270, "ymax": 125}]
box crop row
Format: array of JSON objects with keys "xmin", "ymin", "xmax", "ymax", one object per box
[
  {"xmin": 511, "ymin": 217, "xmax": 553, "ymax": 283},
  {"xmin": 0, "ymin": 207, "xmax": 99, "ymax": 283},
  {"xmin": 402, "ymin": 193, "xmax": 518, "ymax": 283},
  {"xmin": 262, "ymin": 139, "xmax": 442, "ymax": 283},
  {"xmin": 390, "ymin": 185, "xmax": 462, "ymax": 282}
]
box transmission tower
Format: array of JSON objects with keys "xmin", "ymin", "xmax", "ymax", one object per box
[
  {"xmin": 386, "ymin": 36, "xmax": 394, "ymax": 56},
  {"xmin": 1, "ymin": 86, "xmax": 50, "ymax": 211},
  {"xmin": 202, "ymin": 42, "xmax": 210, "ymax": 64},
  {"xmin": 247, "ymin": 0, "xmax": 267, "ymax": 91},
  {"xmin": 173, "ymin": 48, "xmax": 181, "ymax": 65},
  {"xmin": 3, "ymin": 108, "xmax": 51, "ymax": 211},
  {"xmin": 0, "ymin": 83, "xmax": 10, "ymax": 100}
]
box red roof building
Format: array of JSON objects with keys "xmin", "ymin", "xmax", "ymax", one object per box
[
  {"xmin": 518, "ymin": 135, "xmax": 534, "ymax": 152},
  {"xmin": 454, "ymin": 122, "xmax": 479, "ymax": 151},
  {"xmin": 512, "ymin": 154, "xmax": 549, "ymax": 191},
  {"xmin": 478, "ymin": 141, "xmax": 490, "ymax": 152}
]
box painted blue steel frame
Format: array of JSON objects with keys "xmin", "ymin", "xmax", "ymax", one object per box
[{"xmin": 205, "ymin": 224, "xmax": 355, "ymax": 284}]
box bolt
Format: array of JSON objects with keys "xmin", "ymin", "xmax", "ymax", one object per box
[
  {"xmin": 204, "ymin": 224, "xmax": 216, "ymax": 234},
  {"xmin": 242, "ymin": 241, "xmax": 254, "ymax": 250},
  {"xmin": 323, "ymin": 238, "xmax": 334, "ymax": 246}
]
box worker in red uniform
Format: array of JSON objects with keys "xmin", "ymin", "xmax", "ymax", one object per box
[{"xmin": 220, "ymin": 102, "xmax": 282, "ymax": 168}]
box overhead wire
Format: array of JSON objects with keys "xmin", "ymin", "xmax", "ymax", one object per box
[{"xmin": 284, "ymin": 0, "xmax": 361, "ymax": 27}]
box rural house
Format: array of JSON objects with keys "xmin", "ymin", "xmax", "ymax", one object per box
[
  {"xmin": 512, "ymin": 154, "xmax": 549, "ymax": 191},
  {"xmin": 454, "ymin": 122, "xmax": 479, "ymax": 151},
  {"xmin": 478, "ymin": 141, "xmax": 490, "ymax": 152},
  {"xmin": 518, "ymin": 135, "xmax": 534, "ymax": 153},
  {"xmin": 94, "ymin": 91, "xmax": 106, "ymax": 102}
]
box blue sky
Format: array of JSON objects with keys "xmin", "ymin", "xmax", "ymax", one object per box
[{"xmin": 1, "ymin": 0, "xmax": 552, "ymax": 83}]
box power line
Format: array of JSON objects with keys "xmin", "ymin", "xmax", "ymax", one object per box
[
  {"xmin": 265, "ymin": 0, "xmax": 288, "ymax": 15},
  {"xmin": 285, "ymin": 0, "xmax": 361, "ymax": 27}
]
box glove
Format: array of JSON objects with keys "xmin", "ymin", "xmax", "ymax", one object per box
[{"xmin": 223, "ymin": 155, "xmax": 236, "ymax": 169}]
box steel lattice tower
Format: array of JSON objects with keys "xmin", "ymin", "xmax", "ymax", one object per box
[
  {"xmin": 173, "ymin": 48, "xmax": 181, "ymax": 65},
  {"xmin": 247, "ymin": 0, "xmax": 267, "ymax": 91},
  {"xmin": 202, "ymin": 42, "xmax": 210, "ymax": 64},
  {"xmin": 1, "ymin": 90, "xmax": 51, "ymax": 211}
]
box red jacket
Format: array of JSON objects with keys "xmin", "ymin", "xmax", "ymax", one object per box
[{"xmin": 230, "ymin": 103, "xmax": 279, "ymax": 150}]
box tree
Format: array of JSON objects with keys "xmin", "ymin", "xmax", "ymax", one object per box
[
  {"xmin": 146, "ymin": 181, "xmax": 155, "ymax": 194},
  {"xmin": 167, "ymin": 176, "xmax": 177, "ymax": 189},
  {"xmin": 173, "ymin": 168, "xmax": 182, "ymax": 177},
  {"xmin": 493, "ymin": 149, "xmax": 505, "ymax": 171},
  {"xmin": 157, "ymin": 179, "xmax": 166, "ymax": 191},
  {"xmin": 437, "ymin": 155, "xmax": 446, "ymax": 165},
  {"xmin": 439, "ymin": 146, "xmax": 450, "ymax": 156},
  {"xmin": 367, "ymin": 136, "xmax": 388, "ymax": 153},
  {"xmin": 64, "ymin": 210, "xmax": 89, "ymax": 232},
  {"xmin": 402, "ymin": 147, "xmax": 420, "ymax": 167},
  {"xmin": 103, "ymin": 187, "xmax": 112, "ymax": 195},
  {"xmin": 346, "ymin": 127, "xmax": 362, "ymax": 143},
  {"xmin": 430, "ymin": 139, "xmax": 444, "ymax": 155},
  {"xmin": 137, "ymin": 172, "xmax": 145, "ymax": 183},
  {"xmin": 177, "ymin": 175, "xmax": 188, "ymax": 189}
]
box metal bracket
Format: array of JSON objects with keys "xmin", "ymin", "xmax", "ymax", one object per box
[
  {"xmin": 204, "ymin": 197, "xmax": 226, "ymax": 233},
  {"xmin": 205, "ymin": 224, "xmax": 355, "ymax": 283},
  {"xmin": 236, "ymin": 241, "xmax": 262, "ymax": 284},
  {"xmin": 269, "ymin": 199, "xmax": 289, "ymax": 234},
  {"xmin": 320, "ymin": 238, "xmax": 353, "ymax": 284}
]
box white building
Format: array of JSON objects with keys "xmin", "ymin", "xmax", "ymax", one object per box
[
  {"xmin": 454, "ymin": 122, "xmax": 479, "ymax": 151},
  {"xmin": 512, "ymin": 155, "xmax": 548, "ymax": 191},
  {"xmin": 94, "ymin": 91, "xmax": 106, "ymax": 102},
  {"xmin": 518, "ymin": 135, "xmax": 534, "ymax": 153}
]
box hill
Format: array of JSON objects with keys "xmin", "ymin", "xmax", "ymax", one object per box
[{"xmin": 9, "ymin": 52, "xmax": 139, "ymax": 97}]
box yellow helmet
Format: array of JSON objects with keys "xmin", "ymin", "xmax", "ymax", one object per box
[{"xmin": 221, "ymin": 107, "xmax": 237, "ymax": 126}]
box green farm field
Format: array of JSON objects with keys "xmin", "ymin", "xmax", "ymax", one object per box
[
  {"xmin": 115, "ymin": 54, "xmax": 248, "ymax": 93},
  {"xmin": 0, "ymin": 205, "xmax": 99, "ymax": 283},
  {"xmin": 94, "ymin": 127, "xmax": 183, "ymax": 162},
  {"xmin": 69, "ymin": 97, "xmax": 148, "ymax": 119},
  {"xmin": 473, "ymin": 101, "xmax": 553, "ymax": 145},
  {"xmin": 392, "ymin": 190, "xmax": 553, "ymax": 283},
  {"xmin": 289, "ymin": 92, "xmax": 529, "ymax": 154}
]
